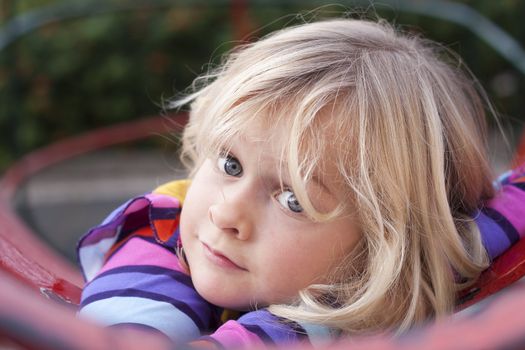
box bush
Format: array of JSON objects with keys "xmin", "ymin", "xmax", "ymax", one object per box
[{"xmin": 1, "ymin": 1, "xmax": 524, "ymax": 170}]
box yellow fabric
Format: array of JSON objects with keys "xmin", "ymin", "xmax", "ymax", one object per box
[
  {"xmin": 220, "ymin": 309, "xmax": 241, "ymax": 324},
  {"xmin": 153, "ymin": 179, "xmax": 191, "ymax": 204}
]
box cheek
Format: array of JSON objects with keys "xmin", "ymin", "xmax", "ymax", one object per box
[
  {"xmin": 180, "ymin": 182, "xmax": 207, "ymax": 241},
  {"xmin": 272, "ymin": 232, "xmax": 357, "ymax": 286},
  {"xmin": 259, "ymin": 240, "xmax": 327, "ymax": 295},
  {"xmin": 179, "ymin": 207, "xmax": 192, "ymax": 245}
]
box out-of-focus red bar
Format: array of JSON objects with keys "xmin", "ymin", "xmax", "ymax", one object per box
[
  {"xmin": 2, "ymin": 266, "xmax": 525, "ymax": 350},
  {"xmin": 512, "ymin": 127, "xmax": 525, "ymax": 167},
  {"xmin": 0, "ymin": 270, "xmax": 173, "ymax": 350},
  {"xmin": 0, "ymin": 215, "xmax": 81, "ymax": 304},
  {"xmin": 0, "ymin": 114, "xmax": 189, "ymax": 296},
  {"xmin": 332, "ymin": 281, "xmax": 525, "ymax": 350},
  {"xmin": 457, "ymin": 236, "xmax": 525, "ymax": 309},
  {"xmin": 0, "ymin": 114, "xmax": 188, "ymax": 203},
  {"xmin": 0, "ymin": 199, "xmax": 83, "ymax": 290}
]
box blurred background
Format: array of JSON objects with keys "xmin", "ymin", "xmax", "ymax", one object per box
[{"xmin": 1, "ymin": 0, "xmax": 524, "ymax": 263}]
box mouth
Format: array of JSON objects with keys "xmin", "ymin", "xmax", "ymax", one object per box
[{"xmin": 202, "ymin": 242, "xmax": 247, "ymax": 271}]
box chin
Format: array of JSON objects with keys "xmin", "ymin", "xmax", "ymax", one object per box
[
  {"xmin": 200, "ymin": 290, "xmax": 251, "ymax": 311},
  {"xmin": 193, "ymin": 278, "xmax": 252, "ymax": 310}
]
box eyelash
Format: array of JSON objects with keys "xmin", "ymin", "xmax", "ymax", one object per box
[
  {"xmin": 216, "ymin": 152, "xmax": 243, "ymax": 177},
  {"xmin": 275, "ymin": 189, "xmax": 303, "ymax": 213},
  {"xmin": 215, "ymin": 152, "xmax": 304, "ymax": 214}
]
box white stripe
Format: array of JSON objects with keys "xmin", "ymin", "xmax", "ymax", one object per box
[
  {"xmin": 79, "ymin": 296, "xmax": 200, "ymax": 343},
  {"xmin": 78, "ymin": 237, "xmax": 117, "ymax": 281},
  {"xmin": 298, "ymin": 321, "xmax": 337, "ymax": 347}
]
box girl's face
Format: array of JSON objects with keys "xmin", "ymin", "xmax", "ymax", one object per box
[{"xmin": 180, "ymin": 123, "xmax": 361, "ymax": 310}]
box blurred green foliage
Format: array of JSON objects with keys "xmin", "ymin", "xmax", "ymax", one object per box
[{"xmin": 0, "ymin": 0, "xmax": 524, "ymax": 170}]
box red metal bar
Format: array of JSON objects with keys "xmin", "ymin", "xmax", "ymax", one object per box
[
  {"xmin": 2, "ymin": 265, "xmax": 525, "ymax": 349},
  {"xmin": 457, "ymin": 236, "xmax": 525, "ymax": 309},
  {"xmin": 512, "ymin": 127, "xmax": 525, "ymax": 167},
  {"xmin": 0, "ymin": 270, "xmax": 172, "ymax": 350},
  {"xmin": 0, "ymin": 113, "xmax": 188, "ymax": 203},
  {"xmin": 0, "ymin": 199, "xmax": 83, "ymax": 291},
  {"xmin": 0, "ymin": 113, "xmax": 188, "ymax": 294}
]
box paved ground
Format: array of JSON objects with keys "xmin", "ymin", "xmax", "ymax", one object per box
[{"xmin": 10, "ymin": 129, "xmax": 516, "ymax": 264}]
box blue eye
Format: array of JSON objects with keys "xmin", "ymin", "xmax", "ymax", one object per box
[
  {"xmin": 217, "ymin": 154, "xmax": 243, "ymax": 177},
  {"xmin": 276, "ymin": 190, "xmax": 303, "ymax": 213}
]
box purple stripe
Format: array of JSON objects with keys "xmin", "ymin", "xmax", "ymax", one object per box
[
  {"xmin": 487, "ymin": 186, "xmax": 525, "ymax": 239},
  {"xmin": 482, "ymin": 207, "xmax": 520, "ymax": 245},
  {"xmin": 150, "ymin": 207, "xmax": 180, "ymax": 220},
  {"xmin": 242, "ymin": 324, "xmax": 276, "ymax": 345},
  {"xmin": 82, "ymin": 270, "xmax": 196, "ymax": 303},
  {"xmin": 163, "ymin": 227, "xmax": 180, "ymax": 248},
  {"xmin": 78, "ymin": 216, "xmax": 125, "ymax": 247},
  {"xmin": 78, "ymin": 198, "xmax": 150, "ymax": 246},
  {"xmin": 475, "ymin": 210, "xmax": 513, "ymax": 260},
  {"xmin": 79, "ymin": 197, "xmax": 180, "ymax": 247},
  {"xmin": 512, "ymin": 182, "xmax": 525, "ymax": 192},
  {"xmin": 81, "ymin": 268, "xmax": 212, "ymax": 328},
  {"xmin": 81, "ymin": 289, "xmax": 207, "ymax": 330},
  {"xmin": 92, "ymin": 265, "xmax": 193, "ymax": 288},
  {"xmin": 283, "ymin": 320, "xmax": 308, "ymax": 338},
  {"xmin": 238, "ymin": 310, "xmax": 299, "ymax": 344}
]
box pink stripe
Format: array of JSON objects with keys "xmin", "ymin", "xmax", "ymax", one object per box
[
  {"xmin": 98, "ymin": 237, "xmax": 186, "ymax": 275},
  {"xmin": 145, "ymin": 193, "xmax": 180, "ymax": 208},
  {"xmin": 125, "ymin": 198, "xmax": 149, "ymax": 214},
  {"xmin": 122, "ymin": 195, "xmax": 180, "ymax": 215},
  {"xmin": 488, "ymin": 186, "xmax": 525, "ymax": 238},
  {"xmin": 210, "ymin": 320, "xmax": 265, "ymax": 348}
]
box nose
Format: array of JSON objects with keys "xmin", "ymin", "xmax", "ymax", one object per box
[{"xmin": 208, "ymin": 191, "xmax": 253, "ymax": 241}]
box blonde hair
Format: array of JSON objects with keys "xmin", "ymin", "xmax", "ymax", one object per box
[{"xmin": 172, "ymin": 19, "xmax": 495, "ymax": 335}]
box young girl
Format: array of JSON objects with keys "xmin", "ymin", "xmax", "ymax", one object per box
[{"xmin": 77, "ymin": 18, "xmax": 525, "ymax": 348}]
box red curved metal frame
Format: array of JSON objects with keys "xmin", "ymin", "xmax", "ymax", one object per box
[
  {"xmin": 513, "ymin": 129, "xmax": 525, "ymax": 168},
  {"xmin": 1, "ymin": 1, "xmax": 525, "ymax": 346},
  {"xmin": 0, "ymin": 113, "xmax": 188, "ymax": 298}
]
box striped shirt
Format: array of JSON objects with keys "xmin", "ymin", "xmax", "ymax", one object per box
[{"xmin": 77, "ymin": 166, "xmax": 525, "ymax": 348}]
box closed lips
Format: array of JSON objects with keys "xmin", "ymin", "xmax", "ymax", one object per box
[{"xmin": 202, "ymin": 242, "xmax": 247, "ymax": 271}]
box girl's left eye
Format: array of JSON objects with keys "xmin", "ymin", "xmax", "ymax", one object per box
[
  {"xmin": 217, "ymin": 154, "xmax": 243, "ymax": 177},
  {"xmin": 276, "ymin": 190, "xmax": 303, "ymax": 213}
]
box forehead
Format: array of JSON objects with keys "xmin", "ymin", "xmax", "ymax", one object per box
[
  {"xmin": 228, "ymin": 102, "xmax": 342, "ymax": 157},
  {"xmin": 230, "ymin": 100, "xmax": 339, "ymax": 139},
  {"xmin": 237, "ymin": 109, "xmax": 342, "ymax": 176},
  {"xmin": 202, "ymin": 94, "xmax": 348, "ymax": 176},
  {"xmin": 225, "ymin": 117, "xmax": 288, "ymax": 170}
]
